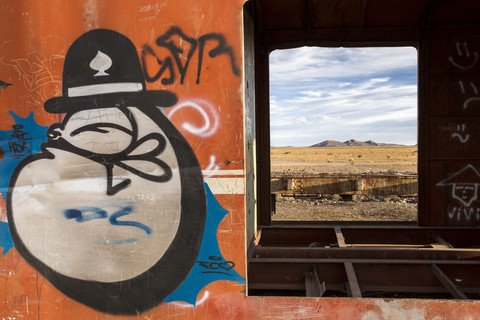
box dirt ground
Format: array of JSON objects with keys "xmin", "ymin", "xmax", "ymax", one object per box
[{"xmin": 270, "ymin": 147, "xmax": 418, "ymax": 222}]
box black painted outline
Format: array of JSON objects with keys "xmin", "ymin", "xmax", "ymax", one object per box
[
  {"xmin": 47, "ymin": 106, "xmax": 173, "ymax": 195},
  {"xmin": 7, "ymin": 29, "xmax": 207, "ymax": 315},
  {"xmin": 7, "ymin": 107, "xmax": 206, "ymax": 314}
]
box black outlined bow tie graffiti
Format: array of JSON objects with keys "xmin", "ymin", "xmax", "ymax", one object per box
[
  {"xmin": 48, "ymin": 130, "xmax": 172, "ymax": 195},
  {"xmin": 105, "ymin": 132, "xmax": 172, "ymax": 195}
]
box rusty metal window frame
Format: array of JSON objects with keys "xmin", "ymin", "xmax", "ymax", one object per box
[{"xmin": 246, "ymin": 0, "xmax": 480, "ymax": 299}]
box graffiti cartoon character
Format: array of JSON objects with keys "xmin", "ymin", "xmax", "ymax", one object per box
[{"xmin": 7, "ymin": 29, "xmax": 207, "ymax": 314}]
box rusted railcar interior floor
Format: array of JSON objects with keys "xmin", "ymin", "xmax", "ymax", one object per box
[{"xmin": 248, "ymin": 225, "xmax": 480, "ymax": 299}]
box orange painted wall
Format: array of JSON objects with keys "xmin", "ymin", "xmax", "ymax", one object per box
[
  {"xmin": 0, "ymin": 0, "xmax": 247, "ymax": 318},
  {"xmin": 0, "ymin": 1, "xmax": 480, "ymax": 319}
]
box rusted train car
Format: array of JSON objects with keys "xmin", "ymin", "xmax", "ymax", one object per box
[{"xmin": 0, "ymin": 0, "xmax": 479, "ymax": 319}]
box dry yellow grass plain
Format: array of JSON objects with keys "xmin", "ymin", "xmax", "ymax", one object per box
[{"xmin": 271, "ymin": 146, "xmax": 417, "ymax": 176}]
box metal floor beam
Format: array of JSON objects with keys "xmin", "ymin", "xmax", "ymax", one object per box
[{"xmin": 248, "ymin": 225, "xmax": 480, "ymax": 298}]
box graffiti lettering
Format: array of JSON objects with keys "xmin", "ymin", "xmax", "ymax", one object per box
[
  {"xmin": 197, "ymin": 256, "xmax": 236, "ymax": 277},
  {"xmin": 448, "ymin": 206, "xmax": 480, "ymax": 221},
  {"xmin": 8, "ymin": 124, "xmax": 31, "ymax": 159},
  {"xmin": 64, "ymin": 206, "xmax": 108, "ymax": 222},
  {"xmin": 64, "ymin": 204, "xmax": 152, "ymax": 243},
  {"xmin": 142, "ymin": 26, "xmax": 239, "ymax": 85},
  {"xmin": 109, "ymin": 204, "xmax": 152, "ymax": 236},
  {"xmin": 197, "ymin": 33, "xmax": 240, "ymax": 83}
]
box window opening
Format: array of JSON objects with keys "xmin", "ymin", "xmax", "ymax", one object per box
[{"xmin": 269, "ymin": 46, "xmax": 418, "ymax": 224}]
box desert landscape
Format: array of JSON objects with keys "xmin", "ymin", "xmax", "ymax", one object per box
[{"xmin": 270, "ymin": 141, "xmax": 418, "ymax": 222}]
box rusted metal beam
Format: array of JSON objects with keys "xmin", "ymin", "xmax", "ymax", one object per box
[
  {"xmin": 335, "ymin": 227, "xmax": 346, "ymax": 246},
  {"xmin": 430, "ymin": 264, "xmax": 468, "ymax": 299},
  {"xmin": 335, "ymin": 227, "xmax": 362, "ymax": 297},
  {"xmin": 257, "ymin": 226, "xmax": 480, "ymax": 248},
  {"xmin": 304, "ymin": 266, "xmax": 326, "ymax": 297},
  {"xmin": 431, "ymin": 233, "xmax": 454, "ymax": 249},
  {"xmin": 252, "ymin": 247, "xmax": 480, "ymax": 261},
  {"xmin": 250, "ymin": 258, "xmax": 480, "ymax": 265},
  {"xmin": 344, "ymin": 263, "xmax": 362, "ymax": 297},
  {"xmin": 266, "ymin": 27, "xmax": 420, "ymax": 50},
  {"xmin": 271, "ymin": 174, "xmax": 417, "ymax": 196}
]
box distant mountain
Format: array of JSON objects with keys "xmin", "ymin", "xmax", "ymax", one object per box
[{"xmin": 310, "ymin": 139, "xmax": 406, "ymax": 147}]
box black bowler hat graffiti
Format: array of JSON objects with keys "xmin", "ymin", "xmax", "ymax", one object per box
[
  {"xmin": 45, "ymin": 29, "xmax": 178, "ymax": 113},
  {"xmin": 7, "ymin": 29, "xmax": 206, "ymax": 314}
]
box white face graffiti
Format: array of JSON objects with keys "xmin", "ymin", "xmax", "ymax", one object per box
[
  {"xmin": 11, "ymin": 108, "xmax": 183, "ymax": 283},
  {"xmin": 453, "ymin": 184, "xmax": 478, "ymax": 207},
  {"xmin": 60, "ymin": 107, "xmax": 134, "ymax": 154}
]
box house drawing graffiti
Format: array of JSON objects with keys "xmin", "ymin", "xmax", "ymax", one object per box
[{"xmin": 437, "ymin": 165, "xmax": 480, "ymax": 207}]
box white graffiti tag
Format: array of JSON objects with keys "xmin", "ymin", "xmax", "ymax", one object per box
[
  {"xmin": 437, "ymin": 165, "xmax": 480, "ymax": 207},
  {"xmin": 451, "ymin": 124, "xmax": 470, "ymax": 143},
  {"xmin": 458, "ymin": 80, "xmax": 480, "ymax": 110},
  {"xmin": 167, "ymin": 99, "xmax": 219, "ymax": 137},
  {"xmin": 449, "ymin": 42, "xmax": 479, "ymax": 71}
]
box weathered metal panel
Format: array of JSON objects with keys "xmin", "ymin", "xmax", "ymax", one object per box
[{"xmin": 425, "ymin": 25, "xmax": 480, "ymax": 226}]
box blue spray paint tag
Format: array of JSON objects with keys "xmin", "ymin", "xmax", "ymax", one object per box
[
  {"xmin": 0, "ymin": 111, "xmax": 48, "ymax": 199},
  {"xmin": 165, "ymin": 183, "xmax": 245, "ymax": 304},
  {"xmin": 0, "ymin": 111, "xmax": 48, "ymax": 255}
]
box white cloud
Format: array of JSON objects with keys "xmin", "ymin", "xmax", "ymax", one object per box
[
  {"xmin": 269, "ymin": 47, "xmax": 418, "ymax": 146},
  {"xmin": 270, "ymin": 47, "xmax": 417, "ymax": 83}
]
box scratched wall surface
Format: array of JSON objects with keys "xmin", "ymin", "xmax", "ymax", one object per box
[
  {"xmin": 427, "ymin": 25, "xmax": 480, "ymax": 227},
  {"xmin": 0, "ymin": 0, "xmax": 247, "ymax": 318}
]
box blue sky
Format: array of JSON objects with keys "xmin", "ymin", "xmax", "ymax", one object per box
[{"xmin": 269, "ymin": 46, "xmax": 418, "ymax": 147}]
